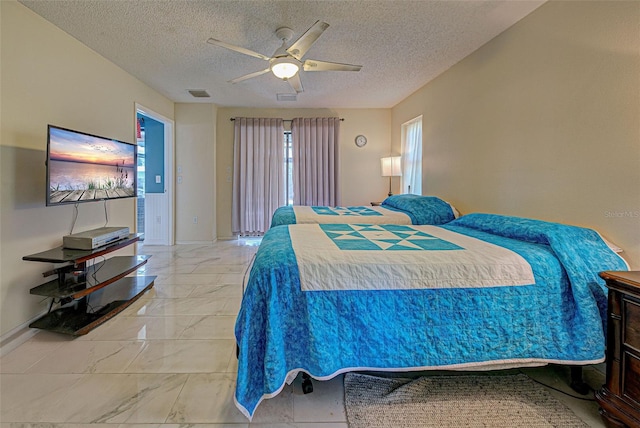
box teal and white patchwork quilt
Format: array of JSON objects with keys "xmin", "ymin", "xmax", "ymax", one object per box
[
  {"xmin": 270, "ymin": 195, "xmax": 458, "ymax": 227},
  {"xmin": 311, "ymin": 206, "xmax": 382, "ymax": 216},
  {"xmin": 289, "ymin": 223, "xmax": 534, "ymax": 291},
  {"xmin": 289, "ymin": 205, "xmax": 412, "ymax": 225},
  {"xmin": 234, "ymin": 213, "xmax": 629, "ymax": 420}
]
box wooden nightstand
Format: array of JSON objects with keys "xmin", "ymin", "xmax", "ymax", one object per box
[{"xmin": 596, "ymin": 271, "xmax": 640, "ymax": 428}]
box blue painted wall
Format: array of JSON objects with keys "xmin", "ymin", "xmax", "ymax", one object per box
[{"xmin": 143, "ymin": 115, "xmax": 164, "ymax": 194}]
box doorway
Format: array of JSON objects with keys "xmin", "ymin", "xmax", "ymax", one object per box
[{"xmin": 135, "ymin": 104, "xmax": 174, "ymax": 245}]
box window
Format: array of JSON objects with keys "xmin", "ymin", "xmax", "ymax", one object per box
[
  {"xmin": 284, "ymin": 131, "xmax": 293, "ymax": 205},
  {"xmin": 401, "ymin": 116, "xmax": 422, "ymax": 194}
]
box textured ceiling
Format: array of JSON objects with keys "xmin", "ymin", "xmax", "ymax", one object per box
[{"xmin": 19, "ymin": 0, "xmax": 545, "ymax": 108}]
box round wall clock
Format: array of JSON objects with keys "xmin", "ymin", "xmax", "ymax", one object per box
[{"xmin": 355, "ymin": 134, "xmax": 367, "ymax": 147}]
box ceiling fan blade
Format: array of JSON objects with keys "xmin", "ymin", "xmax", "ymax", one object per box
[
  {"xmin": 229, "ymin": 68, "xmax": 271, "ymax": 84},
  {"xmin": 207, "ymin": 38, "xmax": 271, "ymax": 61},
  {"xmin": 303, "ymin": 59, "xmax": 362, "ymax": 72},
  {"xmin": 286, "ymin": 21, "xmax": 329, "ymax": 60},
  {"xmin": 286, "ymin": 73, "xmax": 304, "ymax": 93}
]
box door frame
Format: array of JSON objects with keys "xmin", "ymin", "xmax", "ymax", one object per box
[{"xmin": 135, "ymin": 103, "xmax": 175, "ymax": 245}]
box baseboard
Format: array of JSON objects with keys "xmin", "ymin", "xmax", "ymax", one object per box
[
  {"xmin": 174, "ymin": 240, "xmax": 217, "ymax": 245},
  {"xmin": 143, "ymin": 239, "xmax": 173, "ymax": 245},
  {"xmin": 217, "ymin": 236, "xmax": 237, "ymax": 241},
  {"xmin": 0, "ymin": 315, "xmax": 41, "ymax": 357},
  {"xmin": 218, "ymin": 236, "xmax": 263, "ymax": 241}
]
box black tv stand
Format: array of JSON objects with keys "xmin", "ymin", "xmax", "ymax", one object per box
[{"xmin": 23, "ymin": 234, "xmax": 155, "ymax": 336}]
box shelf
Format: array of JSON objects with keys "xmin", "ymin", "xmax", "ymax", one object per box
[
  {"xmin": 24, "ymin": 233, "xmax": 153, "ymax": 336},
  {"xmin": 23, "ymin": 234, "xmax": 142, "ymax": 265},
  {"xmin": 29, "ymin": 275, "xmax": 155, "ymax": 336},
  {"xmin": 29, "ymin": 255, "xmax": 150, "ymax": 299}
]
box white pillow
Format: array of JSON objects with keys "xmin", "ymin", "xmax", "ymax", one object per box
[
  {"xmin": 444, "ymin": 201, "xmax": 460, "ymax": 218},
  {"xmin": 598, "ymin": 234, "xmax": 623, "ymax": 253}
]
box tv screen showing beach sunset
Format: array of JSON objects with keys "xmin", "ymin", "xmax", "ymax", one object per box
[{"xmin": 47, "ymin": 126, "xmax": 137, "ymax": 206}]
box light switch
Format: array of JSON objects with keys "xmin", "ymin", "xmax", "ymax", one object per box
[{"xmin": 155, "ymin": 175, "xmax": 161, "ymax": 184}]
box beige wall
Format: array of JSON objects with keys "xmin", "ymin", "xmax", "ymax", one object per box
[
  {"xmin": 0, "ymin": 1, "xmax": 174, "ymax": 338},
  {"xmin": 216, "ymin": 108, "xmax": 392, "ymax": 238},
  {"xmin": 175, "ymin": 103, "xmax": 217, "ymax": 243},
  {"xmin": 391, "ymin": 0, "xmax": 640, "ymax": 268}
]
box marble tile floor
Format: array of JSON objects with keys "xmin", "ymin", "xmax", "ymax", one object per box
[{"xmin": 1, "ymin": 239, "xmax": 607, "ymax": 427}]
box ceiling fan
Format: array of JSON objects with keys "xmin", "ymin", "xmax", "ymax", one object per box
[{"xmin": 207, "ymin": 21, "xmax": 362, "ymax": 94}]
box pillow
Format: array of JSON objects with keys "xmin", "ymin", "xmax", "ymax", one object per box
[
  {"xmin": 381, "ymin": 194, "xmax": 457, "ymax": 225},
  {"xmin": 445, "ymin": 201, "xmax": 460, "ymax": 218},
  {"xmin": 598, "ymin": 234, "xmax": 623, "ymax": 253}
]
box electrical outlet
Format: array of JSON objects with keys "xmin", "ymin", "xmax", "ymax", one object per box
[
  {"xmin": 156, "ymin": 216, "xmax": 161, "ymax": 224},
  {"xmin": 193, "ymin": 216, "xmax": 198, "ymax": 224}
]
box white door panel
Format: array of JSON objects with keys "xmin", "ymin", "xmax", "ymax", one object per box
[{"xmin": 144, "ymin": 193, "xmax": 169, "ymax": 245}]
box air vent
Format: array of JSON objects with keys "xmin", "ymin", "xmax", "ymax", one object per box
[
  {"xmin": 277, "ymin": 93, "xmax": 297, "ymax": 102},
  {"xmin": 188, "ymin": 90, "xmax": 210, "ymax": 98}
]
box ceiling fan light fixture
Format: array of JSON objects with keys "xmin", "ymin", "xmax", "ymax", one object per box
[
  {"xmin": 208, "ymin": 20, "xmax": 360, "ymax": 91},
  {"xmin": 271, "ymin": 57, "xmax": 299, "ymax": 79}
]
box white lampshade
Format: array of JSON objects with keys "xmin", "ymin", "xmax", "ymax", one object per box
[
  {"xmin": 381, "ymin": 156, "xmax": 402, "ymax": 177},
  {"xmin": 271, "ymin": 58, "xmax": 299, "ymax": 79}
]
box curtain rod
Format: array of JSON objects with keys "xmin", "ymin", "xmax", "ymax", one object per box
[{"xmin": 230, "ymin": 118, "xmax": 344, "ymax": 122}]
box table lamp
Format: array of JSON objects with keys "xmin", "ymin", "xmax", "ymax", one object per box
[{"xmin": 381, "ymin": 156, "xmax": 402, "ymax": 196}]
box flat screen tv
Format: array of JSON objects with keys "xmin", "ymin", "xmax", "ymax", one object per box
[{"xmin": 46, "ymin": 125, "xmax": 137, "ymax": 206}]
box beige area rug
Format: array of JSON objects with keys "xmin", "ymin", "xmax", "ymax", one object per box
[{"xmin": 344, "ymin": 373, "xmax": 589, "ymax": 428}]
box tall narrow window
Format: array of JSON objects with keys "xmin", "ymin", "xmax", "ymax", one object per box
[
  {"xmin": 401, "ymin": 116, "xmax": 422, "ymax": 194},
  {"xmin": 284, "ymin": 131, "xmax": 293, "ymax": 205}
]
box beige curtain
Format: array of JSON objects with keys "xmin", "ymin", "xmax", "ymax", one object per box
[
  {"xmin": 232, "ymin": 118, "xmax": 284, "ymax": 236},
  {"xmin": 291, "ymin": 117, "xmax": 341, "ymax": 206}
]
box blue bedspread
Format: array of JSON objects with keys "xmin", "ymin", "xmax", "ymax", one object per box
[
  {"xmin": 270, "ymin": 206, "xmax": 297, "ymax": 226},
  {"xmin": 270, "ymin": 195, "xmax": 456, "ymax": 227},
  {"xmin": 235, "ymin": 213, "xmax": 628, "ymax": 419}
]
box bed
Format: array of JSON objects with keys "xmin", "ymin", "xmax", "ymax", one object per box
[
  {"xmin": 234, "ymin": 213, "xmax": 629, "ymax": 420},
  {"xmin": 270, "ymin": 194, "xmax": 459, "ymax": 227}
]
